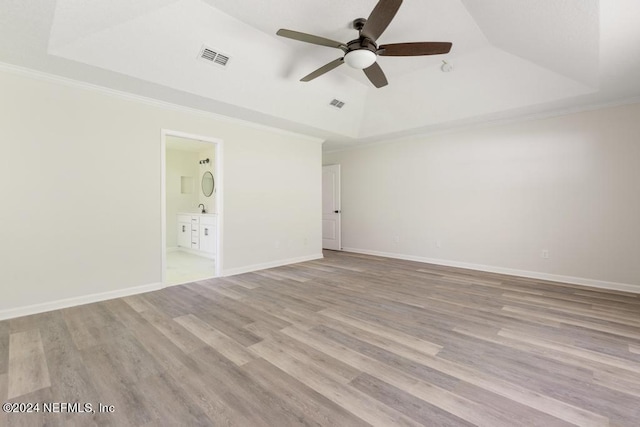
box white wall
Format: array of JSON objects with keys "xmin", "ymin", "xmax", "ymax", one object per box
[
  {"xmin": 324, "ymin": 103, "xmax": 640, "ymax": 289},
  {"xmin": 166, "ymin": 148, "xmax": 199, "ymax": 247},
  {"xmin": 0, "ymin": 67, "xmax": 322, "ymax": 318}
]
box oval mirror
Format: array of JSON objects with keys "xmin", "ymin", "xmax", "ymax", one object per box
[{"xmin": 202, "ymin": 171, "xmax": 214, "ymax": 197}]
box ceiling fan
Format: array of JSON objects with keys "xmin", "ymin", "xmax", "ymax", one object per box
[{"xmin": 276, "ymin": 0, "xmax": 452, "ymax": 88}]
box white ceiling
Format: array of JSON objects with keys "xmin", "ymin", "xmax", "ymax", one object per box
[{"xmin": 1, "ymin": 0, "xmax": 640, "ymax": 151}]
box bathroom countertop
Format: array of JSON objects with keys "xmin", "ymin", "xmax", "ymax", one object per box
[{"xmin": 178, "ymin": 212, "xmax": 218, "ymax": 216}]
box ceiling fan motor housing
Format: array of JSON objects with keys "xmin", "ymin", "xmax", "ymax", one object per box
[{"xmin": 346, "ymin": 38, "xmax": 377, "ymax": 52}]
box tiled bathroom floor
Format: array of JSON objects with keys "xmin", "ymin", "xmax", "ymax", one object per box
[{"xmin": 165, "ymin": 250, "xmax": 216, "ymax": 285}]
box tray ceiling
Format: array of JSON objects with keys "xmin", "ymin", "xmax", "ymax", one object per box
[{"xmin": 2, "ymin": 0, "xmax": 640, "ymax": 150}]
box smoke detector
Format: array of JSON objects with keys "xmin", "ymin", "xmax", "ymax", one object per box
[{"xmin": 441, "ymin": 60, "xmax": 453, "ymax": 72}]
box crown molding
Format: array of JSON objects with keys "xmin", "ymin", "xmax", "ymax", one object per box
[
  {"xmin": 0, "ymin": 61, "xmax": 325, "ymax": 144},
  {"xmin": 4, "ymin": 61, "xmax": 638, "ymax": 153},
  {"xmin": 324, "ymin": 96, "xmax": 640, "ymax": 154}
]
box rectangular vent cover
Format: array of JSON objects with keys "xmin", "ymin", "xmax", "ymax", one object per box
[
  {"xmin": 214, "ymin": 54, "xmax": 229, "ymax": 66},
  {"xmin": 198, "ymin": 46, "xmax": 230, "ymax": 68},
  {"xmin": 330, "ymin": 99, "xmax": 345, "ymax": 109}
]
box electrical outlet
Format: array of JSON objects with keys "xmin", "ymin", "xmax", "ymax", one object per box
[
  {"xmin": 274, "ymin": 240, "xmax": 280, "ymax": 249},
  {"xmin": 541, "ymin": 249, "xmax": 549, "ymax": 259}
]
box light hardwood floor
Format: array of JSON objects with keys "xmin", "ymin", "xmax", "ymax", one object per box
[{"xmin": 2, "ymin": 251, "xmax": 640, "ymax": 426}]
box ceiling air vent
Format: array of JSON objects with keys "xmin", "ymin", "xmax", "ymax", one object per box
[
  {"xmin": 198, "ymin": 45, "xmax": 230, "ymax": 68},
  {"xmin": 214, "ymin": 54, "xmax": 229, "ymax": 66},
  {"xmin": 329, "ymin": 99, "xmax": 345, "ymax": 109}
]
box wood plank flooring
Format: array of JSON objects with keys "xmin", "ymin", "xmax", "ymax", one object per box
[{"xmin": 2, "ymin": 250, "xmax": 640, "ymax": 426}]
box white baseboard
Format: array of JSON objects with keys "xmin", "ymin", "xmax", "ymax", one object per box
[
  {"xmin": 5, "ymin": 249, "xmax": 631, "ymax": 321},
  {"xmin": 222, "ymin": 253, "xmax": 324, "ymax": 277},
  {"xmin": 0, "ymin": 282, "xmax": 164, "ymax": 321},
  {"xmin": 342, "ymin": 247, "xmax": 640, "ymax": 294},
  {"xmin": 0, "ymin": 254, "xmax": 324, "ymax": 321},
  {"xmin": 167, "ymin": 246, "xmax": 179, "ymax": 253}
]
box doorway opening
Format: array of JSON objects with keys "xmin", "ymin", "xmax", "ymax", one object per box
[{"xmin": 161, "ymin": 130, "xmax": 223, "ymax": 285}]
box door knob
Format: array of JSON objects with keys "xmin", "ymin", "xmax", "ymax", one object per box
[{"xmin": 334, "ymin": 210, "xmax": 341, "ymax": 213}]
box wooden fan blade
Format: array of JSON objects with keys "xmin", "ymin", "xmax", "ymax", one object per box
[
  {"xmin": 277, "ymin": 29, "xmax": 346, "ymax": 50},
  {"xmin": 363, "ymin": 62, "xmax": 388, "ymax": 88},
  {"xmin": 361, "ymin": 0, "xmax": 403, "ymax": 42},
  {"xmin": 301, "ymin": 58, "xmax": 345, "ymax": 82},
  {"xmin": 378, "ymin": 42, "xmax": 452, "ymax": 56}
]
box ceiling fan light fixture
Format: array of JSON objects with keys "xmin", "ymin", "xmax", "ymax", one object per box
[
  {"xmin": 344, "ymin": 49, "xmax": 377, "ymax": 69},
  {"xmin": 276, "ymin": 0, "xmax": 453, "ymax": 87}
]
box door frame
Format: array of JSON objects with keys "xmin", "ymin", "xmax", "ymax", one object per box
[{"xmin": 160, "ymin": 129, "xmax": 224, "ymax": 284}]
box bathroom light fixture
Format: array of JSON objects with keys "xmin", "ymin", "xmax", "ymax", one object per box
[{"xmin": 199, "ymin": 158, "xmax": 210, "ymax": 165}]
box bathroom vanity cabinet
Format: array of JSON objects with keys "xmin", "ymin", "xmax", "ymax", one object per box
[{"xmin": 177, "ymin": 213, "xmax": 217, "ymax": 259}]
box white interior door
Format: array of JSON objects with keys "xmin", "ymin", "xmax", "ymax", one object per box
[{"xmin": 322, "ymin": 164, "xmax": 341, "ymax": 250}]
